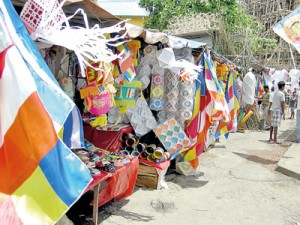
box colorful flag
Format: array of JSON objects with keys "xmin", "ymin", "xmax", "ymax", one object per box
[
  {"xmin": 262, "ymin": 73, "xmax": 268, "ymax": 87},
  {"xmin": 0, "ymin": 1, "xmax": 91, "ymax": 225},
  {"xmin": 182, "ymin": 94, "xmax": 212, "ymax": 163},
  {"xmin": 185, "ymin": 54, "xmax": 205, "ymax": 141},
  {"xmin": 215, "ymin": 70, "xmax": 240, "ymax": 139},
  {"xmin": 182, "ymin": 53, "xmax": 212, "ymax": 164},
  {"xmin": 62, "ymin": 107, "xmax": 85, "ymax": 149},
  {"xmin": 116, "ymin": 44, "xmax": 136, "ymax": 82},
  {"xmin": 255, "ymin": 74, "xmax": 264, "ymax": 98},
  {"xmin": 273, "ymin": 7, "xmax": 300, "ymax": 53},
  {"xmin": 204, "ymin": 53, "xmax": 230, "ymax": 123}
]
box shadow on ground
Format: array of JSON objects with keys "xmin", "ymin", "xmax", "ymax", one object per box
[
  {"xmin": 169, "ymin": 173, "xmax": 209, "ymax": 189},
  {"xmin": 278, "ymin": 129, "xmax": 295, "ymax": 140},
  {"xmin": 233, "ymin": 152, "xmax": 279, "ymax": 165},
  {"xmin": 98, "ymin": 199, "xmax": 155, "ymax": 224}
]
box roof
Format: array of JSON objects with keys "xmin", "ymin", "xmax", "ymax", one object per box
[
  {"xmin": 125, "ymin": 23, "xmax": 207, "ymax": 48},
  {"xmin": 11, "ymin": 0, "xmax": 120, "ymax": 27},
  {"xmin": 96, "ymin": 0, "xmax": 149, "ymax": 17}
]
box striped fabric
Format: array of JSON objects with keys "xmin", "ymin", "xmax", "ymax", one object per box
[
  {"xmin": 215, "ymin": 70, "xmax": 240, "ymax": 139},
  {"xmin": 116, "ymin": 44, "xmax": 136, "ymax": 82},
  {"xmin": 3, "ymin": 0, "xmax": 85, "ymax": 150},
  {"xmin": 62, "ymin": 107, "xmax": 85, "ymax": 149},
  {"xmin": 204, "ymin": 54, "xmax": 230, "ymax": 123},
  {"xmin": 255, "ymin": 74, "xmax": 264, "ymax": 98},
  {"xmin": 0, "ymin": 1, "xmax": 91, "ymax": 225},
  {"xmin": 182, "ymin": 54, "xmax": 212, "ymax": 164}
]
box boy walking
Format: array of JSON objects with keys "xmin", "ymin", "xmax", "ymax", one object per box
[{"xmin": 268, "ymin": 81, "xmax": 285, "ymax": 144}]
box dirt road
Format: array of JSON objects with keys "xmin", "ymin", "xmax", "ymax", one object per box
[{"xmin": 99, "ymin": 119, "xmax": 300, "ymax": 225}]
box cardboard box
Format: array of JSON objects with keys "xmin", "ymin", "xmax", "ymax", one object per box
[{"xmin": 136, "ymin": 164, "xmax": 158, "ymax": 189}]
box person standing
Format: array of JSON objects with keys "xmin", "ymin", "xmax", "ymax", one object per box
[
  {"xmin": 268, "ymin": 86, "xmax": 275, "ymax": 140},
  {"xmin": 289, "ymin": 91, "xmax": 297, "ymax": 119},
  {"xmin": 296, "ymin": 85, "xmax": 300, "ymax": 143},
  {"xmin": 259, "ymin": 85, "xmax": 271, "ymax": 130},
  {"xmin": 268, "ymin": 81, "xmax": 286, "ymax": 144}
]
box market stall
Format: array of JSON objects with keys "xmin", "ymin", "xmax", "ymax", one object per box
[{"xmin": 1, "ymin": 1, "xmax": 259, "ymax": 224}]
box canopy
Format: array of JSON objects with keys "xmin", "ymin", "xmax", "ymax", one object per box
[{"xmin": 125, "ymin": 23, "xmax": 207, "ymax": 48}]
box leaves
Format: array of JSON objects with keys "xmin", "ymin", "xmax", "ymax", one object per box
[{"xmin": 140, "ymin": 0, "xmax": 276, "ymax": 66}]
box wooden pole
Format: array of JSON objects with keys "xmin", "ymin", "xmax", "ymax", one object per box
[
  {"xmin": 288, "ymin": 44, "xmax": 297, "ymax": 69},
  {"xmin": 93, "ymin": 184, "xmax": 100, "ymax": 225}
]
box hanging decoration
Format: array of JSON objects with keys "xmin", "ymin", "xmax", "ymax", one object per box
[{"xmin": 20, "ymin": 0, "xmax": 127, "ymax": 77}]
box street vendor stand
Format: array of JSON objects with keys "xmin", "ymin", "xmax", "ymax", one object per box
[
  {"xmin": 84, "ymin": 157, "xmax": 138, "ymax": 224},
  {"xmin": 4, "ymin": 1, "xmax": 254, "ymax": 225}
]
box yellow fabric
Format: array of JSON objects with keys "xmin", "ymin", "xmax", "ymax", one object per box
[
  {"xmin": 240, "ymin": 110, "xmax": 253, "ymax": 123},
  {"xmin": 90, "ymin": 115, "xmax": 108, "ymax": 127},
  {"xmin": 127, "ymin": 40, "xmax": 141, "ymax": 67},
  {"xmin": 12, "ymin": 167, "xmax": 68, "ymax": 225},
  {"xmin": 186, "ymin": 85, "xmax": 201, "ymax": 127},
  {"xmin": 217, "ymin": 64, "xmax": 229, "ymax": 78},
  {"xmin": 58, "ymin": 126, "xmax": 64, "ymax": 139},
  {"xmin": 79, "ymin": 85, "xmax": 99, "ymax": 99},
  {"xmin": 122, "ymin": 80, "xmax": 142, "ymax": 89},
  {"xmin": 183, "ymin": 146, "xmax": 196, "ymax": 162},
  {"xmin": 115, "ymin": 99, "xmax": 136, "ymax": 107}
]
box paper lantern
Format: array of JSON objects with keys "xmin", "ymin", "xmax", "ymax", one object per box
[
  {"xmin": 242, "ymin": 72, "xmax": 256, "ymax": 105},
  {"xmin": 156, "ymin": 48, "xmax": 176, "ymax": 68}
]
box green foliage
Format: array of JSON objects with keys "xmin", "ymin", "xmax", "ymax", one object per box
[
  {"xmin": 140, "ymin": 0, "xmax": 277, "ymax": 65},
  {"xmin": 140, "ymin": 0, "xmax": 237, "ymax": 31}
]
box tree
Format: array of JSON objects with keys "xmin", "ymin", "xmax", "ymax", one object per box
[
  {"xmin": 140, "ymin": 0, "xmax": 277, "ymax": 69},
  {"xmin": 140, "ymin": 0, "xmax": 238, "ymax": 31}
]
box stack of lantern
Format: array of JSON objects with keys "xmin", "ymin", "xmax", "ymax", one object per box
[{"xmin": 120, "ymin": 133, "xmax": 170, "ymax": 164}]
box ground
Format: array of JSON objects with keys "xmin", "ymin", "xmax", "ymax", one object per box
[
  {"xmin": 57, "ymin": 119, "xmax": 300, "ymax": 225},
  {"xmin": 96, "ymin": 119, "xmax": 300, "ymax": 225}
]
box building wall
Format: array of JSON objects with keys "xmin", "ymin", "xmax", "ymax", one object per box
[{"xmin": 119, "ymin": 16, "xmax": 149, "ymax": 27}]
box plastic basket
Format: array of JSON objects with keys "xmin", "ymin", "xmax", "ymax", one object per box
[{"xmin": 20, "ymin": 0, "xmax": 66, "ymax": 35}]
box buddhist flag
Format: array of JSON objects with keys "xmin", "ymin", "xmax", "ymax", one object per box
[
  {"xmin": 273, "ymin": 7, "xmax": 300, "ymax": 53},
  {"xmin": 182, "ymin": 53, "xmax": 212, "ymax": 163},
  {"xmin": 255, "ymin": 74, "xmax": 264, "ymax": 98},
  {"xmin": 185, "ymin": 54, "xmax": 205, "ymax": 141},
  {"xmin": 62, "ymin": 107, "xmax": 85, "ymax": 149},
  {"xmin": 204, "ymin": 53, "xmax": 230, "ymax": 123},
  {"xmin": 116, "ymin": 44, "xmax": 136, "ymax": 82},
  {"xmin": 0, "ymin": 1, "xmax": 91, "ymax": 225},
  {"xmin": 215, "ymin": 70, "xmax": 240, "ymax": 139}
]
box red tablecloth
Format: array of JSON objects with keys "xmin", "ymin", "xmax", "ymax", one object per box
[
  {"xmin": 84, "ymin": 172, "xmax": 112, "ymax": 194},
  {"xmin": 90, "ymin": 157, "xmax": 139, "ymax": 207},
  {"xmin": 84, "ymin": 124, "xmax": 133, "ymax": 152}
]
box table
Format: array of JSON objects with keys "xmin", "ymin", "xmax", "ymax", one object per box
[
  {"xmin": 85, "ymin": 172, "xmax": 112, "ymax": 225},
  {"xmin": 84, "ymin": 157, "xmax": 139, "ymax": 224}
]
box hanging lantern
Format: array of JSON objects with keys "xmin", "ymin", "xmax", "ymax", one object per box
[{"xmin": 216, "ymin": 63, "xmax": 229, "ymax": 80}]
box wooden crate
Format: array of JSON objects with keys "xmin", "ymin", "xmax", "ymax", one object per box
[{"xmin": 135, "ymin": 164, "xmax": 158, "ymax": 189}]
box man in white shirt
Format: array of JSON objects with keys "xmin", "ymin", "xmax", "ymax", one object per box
[
  {"xmin": 296, "ymin": 85, "xmax": 300, "ymax": 143},
  {"xmin": 268, "ymin": 81, "xmax": 285, "ymax": 144}
]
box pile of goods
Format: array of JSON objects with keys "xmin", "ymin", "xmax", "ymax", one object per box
[
  {"xmin": 73, "ymin": 141, "xmax": 132, "ymax": 176},
  {"xmin": 120, "ymin": 133, "xmax": 170, "ymax": 164}
]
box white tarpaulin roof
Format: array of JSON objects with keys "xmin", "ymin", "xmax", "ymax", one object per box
[{"xmin": 125, "ymin": 23, "xmax": 207, "ymax": 48}]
